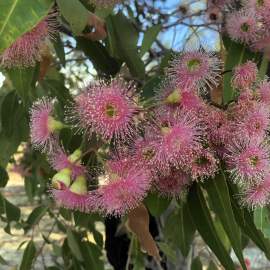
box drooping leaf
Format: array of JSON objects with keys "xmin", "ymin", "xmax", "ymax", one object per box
[
  {"xmin": 24, "ymin": 205, "xmax": 48, "ymax": 232},
  {"xmin": 0, "ymin": 254, "xmax": 8, "ymax": 265},
  {"xmin": 163, "ymin": 201, "xmax": 195, "ymax": 257},
  {"xmin": 228, "ymin": 182, "xmax": 270, "ymax": 259},
  {"xmin": 203, "ymin": 172, "xmax": 246, "ymax": 269},
  {"xmin": 0, "ymin": 166, "xmax": 8, "ymax": 187},
  {"xmin": 0, "ymin": 0, "xmax": 53, "ymax": 53},
  {"xmin": 106, "ymin": 12, "xmax": 145, "ymax": 79},
  {"xmin": 157, "ymin": 242, "xmax": 176, "ymax": 263},
  {"xmin": 254, "ymin": 207, "xmax": 270, "ymax": 239},
  {"xmin": 140, "ymin": 24, "xmax": 161, "ymax": 56},
  {"xmin": 56, "ymin": 0, "xmax": 89, "ymax": 35},
  {"xmin": 67, "ymin": 229, "xmax": 83, "ymax": 262},
  {"xmin": 187, "ymin": 183, "xmax": 235, "ymax": 269},
  {"xmin": 76, "ymin": 37, "xmax": 121, "ymax": 76},
  {"xmin": 5, "ymin": 197, "xmax": 21, "ymax": 222},
  {"xmin": 144, "ymin": 193, "xmax": 171, "ymax": 217},
  {"xmin": 19, "ymin": 240, "xmax": 36, "ymax": 270},
  {"xmin": 53, "ymin": 34, "xmax": 66, "ymax": 67},
  {"xmin": 191, "ymin": 257, "xmax": 202, "ymax": 270}
]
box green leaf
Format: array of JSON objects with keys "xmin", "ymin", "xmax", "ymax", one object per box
[
  {"xmin": 203, "ymin": 172, "xmax": 246, "ymax": 270},
  {"xmin": 5, "ymin": 197, "xmax": 20, "ymax": 222},
  {"xmin": 67, "ymin": 229, "xmax": 83, "ymax": 261},
  {"xmin": 53, "ymin": 34, "xmax": 66, "ymax": 67},
  {"xmin": 191, "ymin": 257, "xmax": 202, "ymax": 270},
  {"xmin": 93, "ymin": 229, "xmax": 103, "ymax": 248},
  {"xmin": 140, "ymin": 25, "xmax": 161, "ymax": 56},
  {"xmin": 141, "ymin": 76, "xmax": 163, "ymax": 99},
  {"xmin": 163, "ymin": 201, "xmax": 195, "ymax": 257},
  {"xmin": 187, "ymin": 183, "xmax": 235, "ymax": 269},
  {"xmin": 19, "ymin": 240, "xmax": 36, "ymax": 270},
  {"xmin": 144, "ymin": 193, "xmax": 171, "ymax": 217},
  {"xmin": 259, "ymin": 54, "xmax": 269, "ymax": 79},
  {"xmin": 0, "ymin": 254, "xmax": 8, "ymax": 265},
  {"xmin": 56, "ymin": 0, "xmax": 89, "ymax": 35},
  {"xmin": 228, "ymin": 182, "xmax": 270, "ymax": 259},
  {"xmin": 0, "ymin": 0, "xmax": 53, "ymax": 53},
  {"xmin": 106, "ymin": 12, "xmax": 145, "ymax": 79},
  {"xmin": 25, "ymin": 205, "xmax": 48, "ymax": 231},
  {"xmin": 254, "ymin": 207, "xmax": 270, "ymax": 239},
  {"xmin": 208, "ymin": 261, "xmax": 218, "ymax": 270},
  {"xmin": 80, "ymin": 241, "xmax": 104, "ymax": 270},
  {"xmin": 157, "ymin": 242, "xmax": 176, "ymax": 263},
  {"xmin": 7, "ymin": 67, "xmax": 36, "ymax": 103},
  {"xmin": 76, "ymin": 37, "xmax": 121, "ymax": 76},
  {"xmin": 0, "ymin": 166, "xmax": 8, "ymax": 187}
]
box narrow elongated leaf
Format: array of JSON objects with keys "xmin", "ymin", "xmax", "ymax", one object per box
[
  {"xmin": 254, "ymin": 207, "xmax": 270, "ymax": 239},
  {"xmin": 140, "ymin": 25, "xmax": 161, "ymax": 56},
  {"xmin": 259, "ymin": 54, "xmax": 269, "ymax": 79},
  {"xmin": 203, "ymin": 172, "xmax": 246, "ymax": 269},
  {"xmin": 0, "ymin": 254, "xmax": 8, "ymax": 265},
  {"xmin": 191, "ymin": 257, "xmax": 202, "ymax": 270},
  {"xmin": 208, "ymin": 261, "xmax": 218, "ymax": 270},
  {"xmin": 0, "ymin": 167, "xmax": 8, "ymax": 187},
  {"xmin": 144, "ymin": 193, "xmax": 171, "ymax": 217},
  {"xmin": 157, "ymin": 242, "xmax": 176, "ymax": 263},
  {"xmin": 56, "ymin": 0, "xmax": 89, "ymax": 35},
  {"xmin": 228, "ymin": 182, "xmax": 270, "ymax": 259},
  {"xmin": 5, "ymin": 198, "xmax": 20, "ymax": 222},
  {"xmin": 0, "ymin": 0, "xmax": 53, "ymax": 53},
  {"xmin": 53, "ymin": 34, "xmax": 65, "ymax": 67},
  {"xmin": 80, "ymin": 241, "xmax": 104, "ymax": 270},
  {"xmin": 163, "ymin": 201, "xmax": 195, "ymax": 257},
  {"xmin": 25, "ymin": 205, "xmax": 48, "ymax": 231},
  {"xmin": 67, "ymin": 229, "xmax": 83, "ymax": 261},
  {"xmin": 106, "ymin": 12, "xmax": 145, "ymax": 79},
  {"xmin": 76, "ymin": 37, "xmax": 121, "ymax": 76},
  {"xmin": 19, "ymin": 240, "xmax": 36, "ymax": 270},
  {"xmin": 188, "ymin": 183, "xmax": 235, "ymax": 269},
  {"xmin": 7, "ymin": 67, "xmax": 35, "ymax": 103}
]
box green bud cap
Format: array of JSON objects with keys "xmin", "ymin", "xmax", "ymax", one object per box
[
  {"xmin": 161, "ymin": 126, "xmax": 171, "ymax": 135},
  {"xmin": 52, "ymin": 168, "xmax": 71, "ymax": 189},
  {"xmin": 68, "ymin": 149, "xmax": 82, "ymax": 163},
  {"xmin": 70, "ymin": 175, "xmax": 87, "ymax": 195},
  {"xmin": 47, "ymin": 116, "xmax": 65, "ymax": 132},
  {"xmin": 165, "ymin": 89, "xmax": 181, "ymax": 105}
]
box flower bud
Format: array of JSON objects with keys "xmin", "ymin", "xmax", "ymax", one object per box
[
  {"xmin": 68, "ymin": 149, "xmax": 82, "ymax": 163},
  {"xmin": 70, "ymin": 175, "xmax": 88, "ymax": 195},
  {"xmin": 165, "ymin": 89, "xmax": 181, "ymax": 105},
  {"xmin": 47, "ymin": 116, "xmax": 65, "ymax": 132},
  {"xmin": 52, "ymin": 168, "xmax": 71, "ymax": 189}
]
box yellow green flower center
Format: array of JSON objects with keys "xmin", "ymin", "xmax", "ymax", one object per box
[{"xmin": 187, "ymin": 58, "xmax": 201, "ymax": 72}]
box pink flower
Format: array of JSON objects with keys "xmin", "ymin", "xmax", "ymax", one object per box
[
  {"xmin": 145, "ymin": 110, "xmax": 203, "ymax": 170},
  {"xmin": 167, "ymin": 49, "xmax": 222, "ymax": 91},
  {"xmin": 226, "ymin": 9, "xmax": 259, "ymax": 44},
  {"xmin": 30, "ymin": 98, "xmax": 64, "ymax": 152},
  {"xmin": 157, "ymin": 81, "xmax": 204, "ymax": 113},
  {"xmin": 235, "ymin": 103, "xmax": 270, "ymax": 140},
  {"xmin": 226, "ymin": 140, "xmax": 270, "ymax": 184},
  {"xmin": 92, "ymin": 157, "xmax": 151, "ymax": 216},
  {"xmin": 256, "ymin": 79, "xmax": 270, "ymax": 105},
  {"xmin": 244, "ymin": 175, "xmax": 270, "ymax": 208},
  {"xmin": 71, "ymin": 79, "xmax": 139, "ymax": 143},
  {"xmin": 50, "ymin": 174, "xmax": 91, "ymax": 212},
  {"xmin": 48, "ymin": 147, "xmax": 86, "ymax": 179},
  {"xmin": 1, "ymin": 14, "xmax": 57, "ymax": 68},
  {"xmin": 154, "ymin": 168, "xmax": 190, "ymax": 197},
  {"xmin": 189, "ymin": 148, "xmax": 219, "ymax": 180},
  {"xmin": 231, "ymin": 61, "xmax": 258, "ymax": 90}
]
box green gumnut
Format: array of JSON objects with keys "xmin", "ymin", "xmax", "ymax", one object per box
[
  {"xmin": 47, "ymin": 116, "xmax": 65, "ymax": 132},
  {"xmin": 68, "ymin": 149, "xmax": 82, "ymax": 163},
  {"xmin": 52, "ymin": 168, "xmax": 71, "ymax": 189},
  {"xmin": 165, "ymin": 89, "xmax": 181, "ymax": 105},
  {"xmin": 70, "ymin": 175, "xmax": 88, "ymax": 195}
]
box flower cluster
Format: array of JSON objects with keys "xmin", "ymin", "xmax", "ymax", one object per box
[
  {"xmin": 207, "ymin": 0, "xmax": 270, "ymax": 55},
  {"xmin": 30, "ymin": 50, "xmax": 270, "ymax": 215}
]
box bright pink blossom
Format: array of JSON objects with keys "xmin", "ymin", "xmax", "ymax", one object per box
[
  {"xmin": 231, "ymin": 61, "xmax": 258, "ymax": 90},
  {"xmin": 1, "ymin": 15, "xmax": 57, "ymax": 68},
  {"xmin": 71, "ymin": 79, "xmax": 139, "ymax": 143},
  {"xmin": 167, "ymin": 49, "xmax": 222, "ymax": 91}
]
